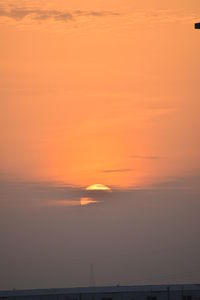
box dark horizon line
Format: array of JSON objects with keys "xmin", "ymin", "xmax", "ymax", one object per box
[{"xmin": 1, "ymin": 282, "xmax": 200, "ymax": 294}]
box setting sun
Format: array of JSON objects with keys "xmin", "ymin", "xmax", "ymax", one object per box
[{"xmin": 86, "ymin": 184, "xmax": 111, "ymax": 191}]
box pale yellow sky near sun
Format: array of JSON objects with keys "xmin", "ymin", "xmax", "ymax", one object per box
[{"xmin": 0, "ymin": 0, "xmax": 200, "ymax": 187}]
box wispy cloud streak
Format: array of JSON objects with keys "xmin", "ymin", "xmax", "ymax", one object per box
[
  {"xmin": 101, "ymin": 168, "xmax": 132, "ymax": 174},
  {"xmin": 0, "ymin": 4, "xmax": 119, "ymax": 23},
  {"xmin": 0, "ymin": 3, "xmax": 198, "ymax": 28},
  {"xmin": 131, "ymin": 155, "xmax": 160, "ymax": 160}
]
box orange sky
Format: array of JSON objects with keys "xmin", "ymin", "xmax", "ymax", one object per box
[
  {"xmin": 1, "ymin": 0, "xmax": 200, "ymax": 187},
  {"xmin": 1, "ymin": 1, "xmax": 200, "ymax": 291}
]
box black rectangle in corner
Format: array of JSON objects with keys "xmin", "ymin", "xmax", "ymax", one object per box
[{"xmin": 195, "ymin": 23, "xmax": 200, "ymax": 29}]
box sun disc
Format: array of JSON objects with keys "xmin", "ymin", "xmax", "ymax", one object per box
[{"xmin": 86, "ymin": 183, "xmax": 111, "ymax": 191}]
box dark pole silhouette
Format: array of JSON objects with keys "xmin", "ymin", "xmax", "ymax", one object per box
[{"xmin": 195, "ymin": 23, "xmax": 200, "ymax": 29}]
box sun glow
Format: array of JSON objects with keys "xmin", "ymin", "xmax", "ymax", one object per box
[
  {"xmin": 80, "ymin": 197, "xmax": 98, "ymax": 206},
  {"xmin": 86, "ymin": 184, "xmax": 111, "ymax": 191}
]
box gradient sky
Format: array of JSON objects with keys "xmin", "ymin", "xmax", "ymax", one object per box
[{"xmin": 0, "ymin": 0, "xmax": 200, "ymax": 291}]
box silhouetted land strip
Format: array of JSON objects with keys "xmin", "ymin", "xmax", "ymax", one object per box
[{"xmin": 0, "ymin": 284, "xmax": 200, "ymax": 299}]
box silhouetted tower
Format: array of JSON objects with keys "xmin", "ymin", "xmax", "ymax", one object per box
[
  {"xmin": 89, "ymin": 264, "xmax": 95, "ymax": 287},
  {"xmin": 194, "ymin": 23, "xmax": 200, "ymax": 29}
]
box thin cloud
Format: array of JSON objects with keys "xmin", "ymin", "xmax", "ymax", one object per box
[
  {"xmin": 0, "ymin": 172, "xmax": 200, "ymax": 209},
  {"xmin": 0, "ymin": 178, "xmax": 111, "ymax": 208},
  {"xmin": 125, "ymin": 9, "xmax": 199, "ymax": 25},
  {"xmin": 0, "ymin": 3, "xmax": 198, "ymax": 26},
  {"xmin": 0, "ymin": 5, "xmax": 119, "ymax": 23},
  {"xmin": 75, "ymin": 10, "xmax": 119, "ymax": 17},
  {"xmin": 155, "ymin": 173, "xmax": 200, "ymax": 190},
  {"xmin": 131, "ymin": 155, "xmax": 160, "ymax": 160},
  {"xmin": 0, "ymin": 179, "xmax": 83, "ymax": 207},
  {"xmin": 101, "ymin": 168, "xmax": 132, "ymax": 174}
]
